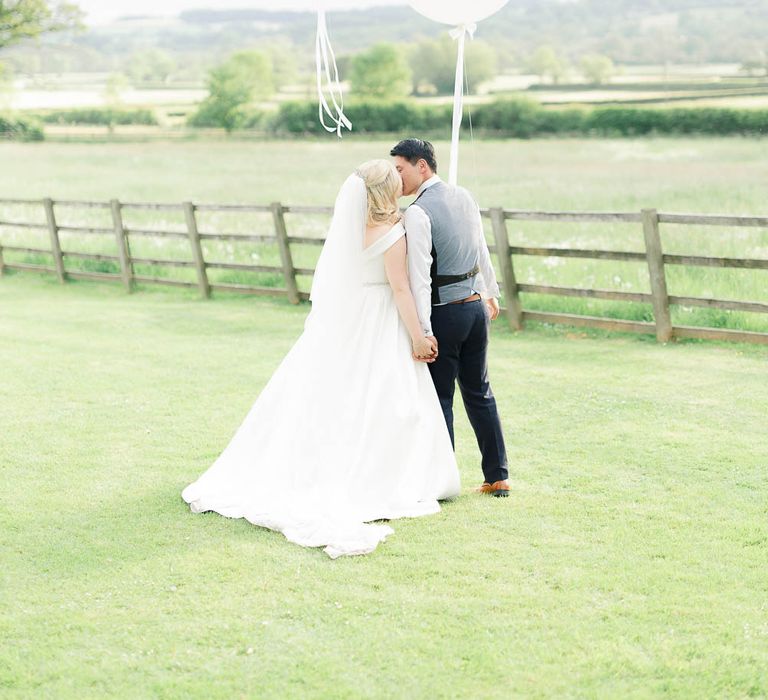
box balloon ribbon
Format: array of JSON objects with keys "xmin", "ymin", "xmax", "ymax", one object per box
[
  {"xmin": 448, "ymin": 22, "xmax": 476, "ymax": 184},
  {"xmin": 315, "ymin": 9, "xmax": 352, "ymax": 137}
]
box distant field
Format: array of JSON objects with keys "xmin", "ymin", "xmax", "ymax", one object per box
[
  {"xmin": 1, "ymin": 137, "xmax": 766, "ymax": 333},
  {"xmin": 8, "ymin": 63, "xmax": 768, "ymax": 120}
]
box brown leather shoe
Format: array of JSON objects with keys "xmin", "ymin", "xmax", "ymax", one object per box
[{"xmin": 476, "ymin": 480, "xmax": 510, "ymax": 497}]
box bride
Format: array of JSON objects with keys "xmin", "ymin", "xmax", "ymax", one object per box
[{"xmin": 181, "ymin": 160, "xmax": 460, "ymax": 558}]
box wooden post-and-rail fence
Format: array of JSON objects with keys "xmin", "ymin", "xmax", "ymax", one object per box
[{"xmin": 1, "ymin": 197, "xmax": 767, "ymax": 346}]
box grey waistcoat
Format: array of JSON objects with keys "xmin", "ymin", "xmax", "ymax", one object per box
[{"xmin": 412, "ymin": 181, "xmax": 480, "ymax": 304}]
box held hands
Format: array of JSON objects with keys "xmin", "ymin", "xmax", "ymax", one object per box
[
  {"xmin": 412, "ymin": 335, "xmax": 438, "ymax": 363},
  {"xmin": 485, "ymin": 298, "xmax": 500, "ymax": 321}
]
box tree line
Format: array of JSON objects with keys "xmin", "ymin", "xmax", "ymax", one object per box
[
  {"xmin": 7, "ymin": 99, "xmax": 767, "ymax": 141},
  {"xmin": 185, "ymin": 41, "xmax": 618, "ymax": 131}
]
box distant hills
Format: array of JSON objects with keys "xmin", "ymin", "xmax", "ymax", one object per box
[{"xmin": 2, "ymin": 1, "xmax": 766, "ymax": 76}]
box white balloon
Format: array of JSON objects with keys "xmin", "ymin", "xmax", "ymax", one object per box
[{"xmin": 409, "ymin": 0, "xmax": 509, "ymax": 26}]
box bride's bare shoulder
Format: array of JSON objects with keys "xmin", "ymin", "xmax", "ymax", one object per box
[{"xmin": 364, "ymin": 220, "xmax": 401, "ymax": 247}]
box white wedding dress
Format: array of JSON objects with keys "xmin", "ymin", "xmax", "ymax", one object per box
[{"xmin": 181, "ymin": 174, "xmax": 460, "ymax": 558}]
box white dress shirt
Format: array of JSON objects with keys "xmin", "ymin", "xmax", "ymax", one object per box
[{"xmin": 404, "ymin": 175, "xmax": 501, "ymax": 337}]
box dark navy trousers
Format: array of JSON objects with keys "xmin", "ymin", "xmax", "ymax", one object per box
[{"xmin": 428, "ymin": 299, "xmax": 508, "ymax": 484}]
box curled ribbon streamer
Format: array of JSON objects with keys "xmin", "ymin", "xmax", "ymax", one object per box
[
  {"xmin": 447, "ymin": 23, "xmax": 476, "ymax": 185},
  {"xmin": 316, "ymin": 10, "xmax": 352, "ymax": 137}
]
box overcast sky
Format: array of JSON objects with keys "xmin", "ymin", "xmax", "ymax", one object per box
[{"xmin": 78, "ymin": 0, "xmax": 409, "ymax": 25}]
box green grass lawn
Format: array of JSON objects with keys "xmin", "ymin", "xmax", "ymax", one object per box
[
  {"xmin": 1, "ymin": 274, "xmax": 767, "ymax": 698},
  {"xmin": 2, "ymin": 137, "xmax": 767, "ymax": 210}
]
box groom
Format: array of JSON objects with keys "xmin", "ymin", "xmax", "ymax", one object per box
[{"xmin": 391, "ymin": 139, "xmax": 509, "ymax": 498}]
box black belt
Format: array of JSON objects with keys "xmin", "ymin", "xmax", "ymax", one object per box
[{"xmin": 433, "ymin": 264, "xmax": 480, "ymax": 288}]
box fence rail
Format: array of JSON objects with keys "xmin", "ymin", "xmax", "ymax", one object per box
[{"xmin": 1, "ymin": 197, "xmax": 767, "ymax": 346}]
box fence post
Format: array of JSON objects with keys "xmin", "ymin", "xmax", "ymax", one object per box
[
  {"xmin": 43, "ymin": 198, "xmax": 65, "ymax": 283},
  {"xmin": 271, "ymin": 201, "xmax": 300, "ymax": 305},
  {"xmin": 110, "ymin": 199, "xmax": 133, "ymax": 292},
  {"xmin": 641, "ymin": 208, "xmax": 672, "ymax": 343},
  {"xmin": 183, "ymin": 201, "xmax": 210, "ymax": 299},
  {"xmin": 489, "ymin": 207, "xmax": 523, "ymax": 330}
]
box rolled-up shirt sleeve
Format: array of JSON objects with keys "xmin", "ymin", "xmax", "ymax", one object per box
[
  {"xmin": 404, "ymin": 205, "xmax": 434, "ymax": 336},
  {"xmin": 472, "ymin": 203, "xmax": 500, "ymax": 300}
]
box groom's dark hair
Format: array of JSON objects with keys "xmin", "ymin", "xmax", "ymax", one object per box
[{"xmin": 390, "ymin": 138, "xmax": 437, "ymax": 173}]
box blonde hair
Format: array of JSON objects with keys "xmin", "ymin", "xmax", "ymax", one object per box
[{"xmin": 355, "ymin": 159, "xmax": 402, "ymax": 226}]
